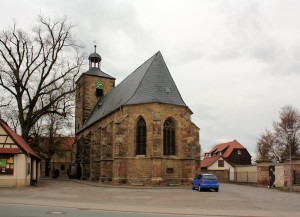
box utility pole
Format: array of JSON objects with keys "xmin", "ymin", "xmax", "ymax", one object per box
[{"xmin": 287, "ymin": 129, "xmax": 293, "ymax": 192}]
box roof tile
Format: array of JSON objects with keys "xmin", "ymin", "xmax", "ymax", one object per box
[
  {"xmin": 0, "ymin": 148, "xmax": 20, "ymax": 154},
  {"xmin": 0, "ymin": 120, "xmax": 40, "ymax": 159},
  {"xmin": 200, "ymin": 155, "xmax": 221, "ymax": 167},
  {"xmin": 207, "ymin": 140, "xmax": 246, "ymax": 157}
]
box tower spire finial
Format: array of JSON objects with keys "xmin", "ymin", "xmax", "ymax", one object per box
[
  {"xmin": 89, "ymin": 41, "xmax": 101, "ymax": 69},
  {"xmin": 93, "ymin": 40, "xmax": 98, "ymax": 53}
]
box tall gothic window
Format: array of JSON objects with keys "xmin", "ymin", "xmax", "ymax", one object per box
[
  {"xmin": 136, "ymin": 117, "xmax": 147, "ymax": 155},
  {"xmin": 163, "ymin": 118, "xmax": 175, "ymax": 155}
]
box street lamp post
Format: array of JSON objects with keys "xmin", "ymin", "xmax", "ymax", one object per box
[{"xmin": 287, "ymin": 129, "xmax": 293, "ymax": 192}]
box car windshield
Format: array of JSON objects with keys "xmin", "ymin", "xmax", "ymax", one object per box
[{"xmin": 202, "ymin": 175, "xmax": 217, "ymax": 180}]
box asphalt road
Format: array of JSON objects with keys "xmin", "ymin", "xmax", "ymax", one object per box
[
  {"xmin": 0, "ymin": 179, "xmax": 300, "ymax": 217},
  {"xmin": 0, "ymin": 204, "xmax": 201, "ymax": 217}
]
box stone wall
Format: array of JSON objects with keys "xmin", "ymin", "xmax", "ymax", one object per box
[
  {"xmin": 75, "ymin": 74, "xmax": 115, "ymax": 134},
  {"xmin": 284, "ymin": 159, "xmax": 300, "ymax": 191},
  {"xmin": 72, "ymin": 73, "xmax": 115, "ymax": 179},
  {"xmin": 90, "ymin": 129, "xmax": 101, "ymax": 181},
  {"xmin": 74, "ymin": 102, "xmax": 200, "ymax": 185},
  {"xmin": 257, "ymin": 162, "xmax": 271, "ymax": 187}
]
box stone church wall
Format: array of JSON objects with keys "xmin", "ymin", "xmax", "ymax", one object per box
[
  {"xmin": 90, "ymin": 129, "xmax": 101, "ymax": 181},
  {"xmin": 74, "ymin": 102, "xmax": 200, "ymax": 185},
  {"xmin": 75, "ymin": 74, "xmax": 115, "ymax": 134}
]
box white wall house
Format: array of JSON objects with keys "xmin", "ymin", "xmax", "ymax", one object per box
[
  {"xmin": 0, "ymin": 119, "xmax": 41, "ymax": 187},
  {"xmin": 201, "ymin": 140, "xmax": 252, "ymax": 181},
  {"xmin": 201, "ymin": 156, "xmax": 235, "ymax": 181}
]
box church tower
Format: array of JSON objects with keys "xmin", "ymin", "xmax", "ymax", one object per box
[{"xmin": 75, "ymin": 46, "xmax": 115, "ymax": 133}]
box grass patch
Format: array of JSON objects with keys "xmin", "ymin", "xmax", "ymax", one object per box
[{"xmin": 272, "ymin": 186, "xmax": 284, "ymax": 190}]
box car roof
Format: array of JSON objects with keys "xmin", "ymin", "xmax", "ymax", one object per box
[{"xmin": 199, "ymin": 174, "xmax": 216, "ymax": 176}]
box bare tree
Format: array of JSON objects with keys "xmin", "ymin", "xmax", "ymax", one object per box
[
  {"xmin": 273, "ymin": 105, "xmax": 300, "ymax": 158},
  {"xmin": 257, "ymin": 129, "xmax": 280, "ymax": 161},
  {"xmin": 256, "ymin": 105, "xmax": 300, "ymax": 162},
  {"xmin": 30, "ymin": 113, "xmax": 72, "ymax": 176},
  {"xmin": 0, "ymin": 15, "xmax": 85, "ymax": 141}
]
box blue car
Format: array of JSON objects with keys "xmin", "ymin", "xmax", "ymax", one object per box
[{"xmin": 192, "ymin": 174, "xmax": 219, "ymax": 192}]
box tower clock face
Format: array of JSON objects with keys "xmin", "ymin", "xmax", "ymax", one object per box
[{"xmin": 96, "ymin": 80, "xmax": 104, "ymax": 89}]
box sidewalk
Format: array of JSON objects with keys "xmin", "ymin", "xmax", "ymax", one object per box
[{"xmin": 66, "ymin": 179, "xmax": 191, "ymax": 189}]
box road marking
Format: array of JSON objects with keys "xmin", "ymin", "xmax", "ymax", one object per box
[{"xmin": 48, "ymin": 211, "xmax": 65, "ymax": 215}]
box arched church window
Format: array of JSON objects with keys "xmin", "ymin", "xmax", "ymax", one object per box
[
  {"xmin": 163, "ymin": 118, "xmax": 175, "ymax": 155},
  {"xmin": 136, "ymin": 117, "xmax": 146, "ymax": 155}
]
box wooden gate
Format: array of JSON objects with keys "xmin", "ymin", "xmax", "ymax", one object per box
[{"xmin": 204, "ymin": 170, "xmax": 229, "ymax": 182}]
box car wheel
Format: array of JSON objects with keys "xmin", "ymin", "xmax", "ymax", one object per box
[
  {"xmin": 198, "ymin": 185, "xmax": 201, "ymax": 192},
  {"xmin": 192, "ymin": 186, "xmax": 195, "ymax": 190},
  {"xmin": 215, "ymin": 188, "xmax": 219, "ymax": 192}
]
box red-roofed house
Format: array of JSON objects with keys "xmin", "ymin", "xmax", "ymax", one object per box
[
  {"xmin": 41, "ymin": 137, "xmax": 75, "ymax": 178},
  {"xmin": 201, "ymin": 140, "xmax": 252, "ymax": 181},
  {"xmin": 0, "ymin": 119, "xmax": 41, "ymax": 186}
]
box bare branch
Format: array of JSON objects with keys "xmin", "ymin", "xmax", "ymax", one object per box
[{"xmin": 0, "ymin": 15, "xmax": 86, "ymax": 141}]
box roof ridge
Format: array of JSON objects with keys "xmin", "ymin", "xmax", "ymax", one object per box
[{"xmin": 123, "ymin": 52, "xmax": 159, "ymax": 105}]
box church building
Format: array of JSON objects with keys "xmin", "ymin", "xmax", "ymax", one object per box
[{"xmin": 71, "ymin": 47, "xmax": 200, "ymax": 186}]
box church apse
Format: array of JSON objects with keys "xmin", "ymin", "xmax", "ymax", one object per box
[{"xmin": 71, "ymin": 50, "xmax": 200, "ymax": 186}]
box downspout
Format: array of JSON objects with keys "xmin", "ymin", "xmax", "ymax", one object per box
[
  {"xmin": 25, "ymin": 154, "xmax": 28, "ymax": 186},
  {"xmin": 25, "ymin": 153, "xmax": 31, "ymax": 186}
]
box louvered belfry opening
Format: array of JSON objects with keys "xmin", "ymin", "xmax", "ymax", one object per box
[
  {"xmin": 96, "ymin": 88, "xmax": 103, "ymax": 98},
  {"xmin": 136, "ymin": 117, "xmax": 147, "ymax": 155},
  {"xmin": 163, "ymin": 118, "xmax": 175, "ymax": 155}
]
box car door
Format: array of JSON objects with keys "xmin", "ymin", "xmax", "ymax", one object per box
[
  {"xmin": 193, "ymin": 175, "xmax": 200, "ymax": 187},
  {"xmin": 193, "ymin": 176, "xmax": 197, "ymax": 188},
  {"xmin": 196, "ymin": 174, "xmax": 202, "ymax": 186}
]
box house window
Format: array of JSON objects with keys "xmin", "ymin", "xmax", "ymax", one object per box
[
  {"xmin": 237, "ymin": 150, "xmax": 242, "ymax": 155},
  {"xmin": 218, "ymin": 160, "xmax": 224, "ymax": 167},
  {"xmin": 163, "ymin": 118, "xmax": 175, "ymax": 155},
  {"xmin": 136, "ymin": 117, "xmax": 146, "ymax": 155},
  {"xmin": 0, "ymin": 155, "xmax": 14, "ymax": 175}
]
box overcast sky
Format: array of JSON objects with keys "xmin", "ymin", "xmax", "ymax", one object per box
[{"xmin": 1, "ymin": 0, "xmax": 300, "ymax": 159}]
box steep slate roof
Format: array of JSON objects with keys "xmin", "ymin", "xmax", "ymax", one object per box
[
  {"xmin": 81, "ymin": 51, "xmax": 188, "ymax": 131},
  {"xmin": 207, "ymin": 140, "xmax": 246, "ymax": 158},
  {"xmin": 0, "ymin": 120, "xmax": 40, "ymax": 159},
  {"xmin": 82, "ymin": 67, "xmax": 115, "ymax": 80}
]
